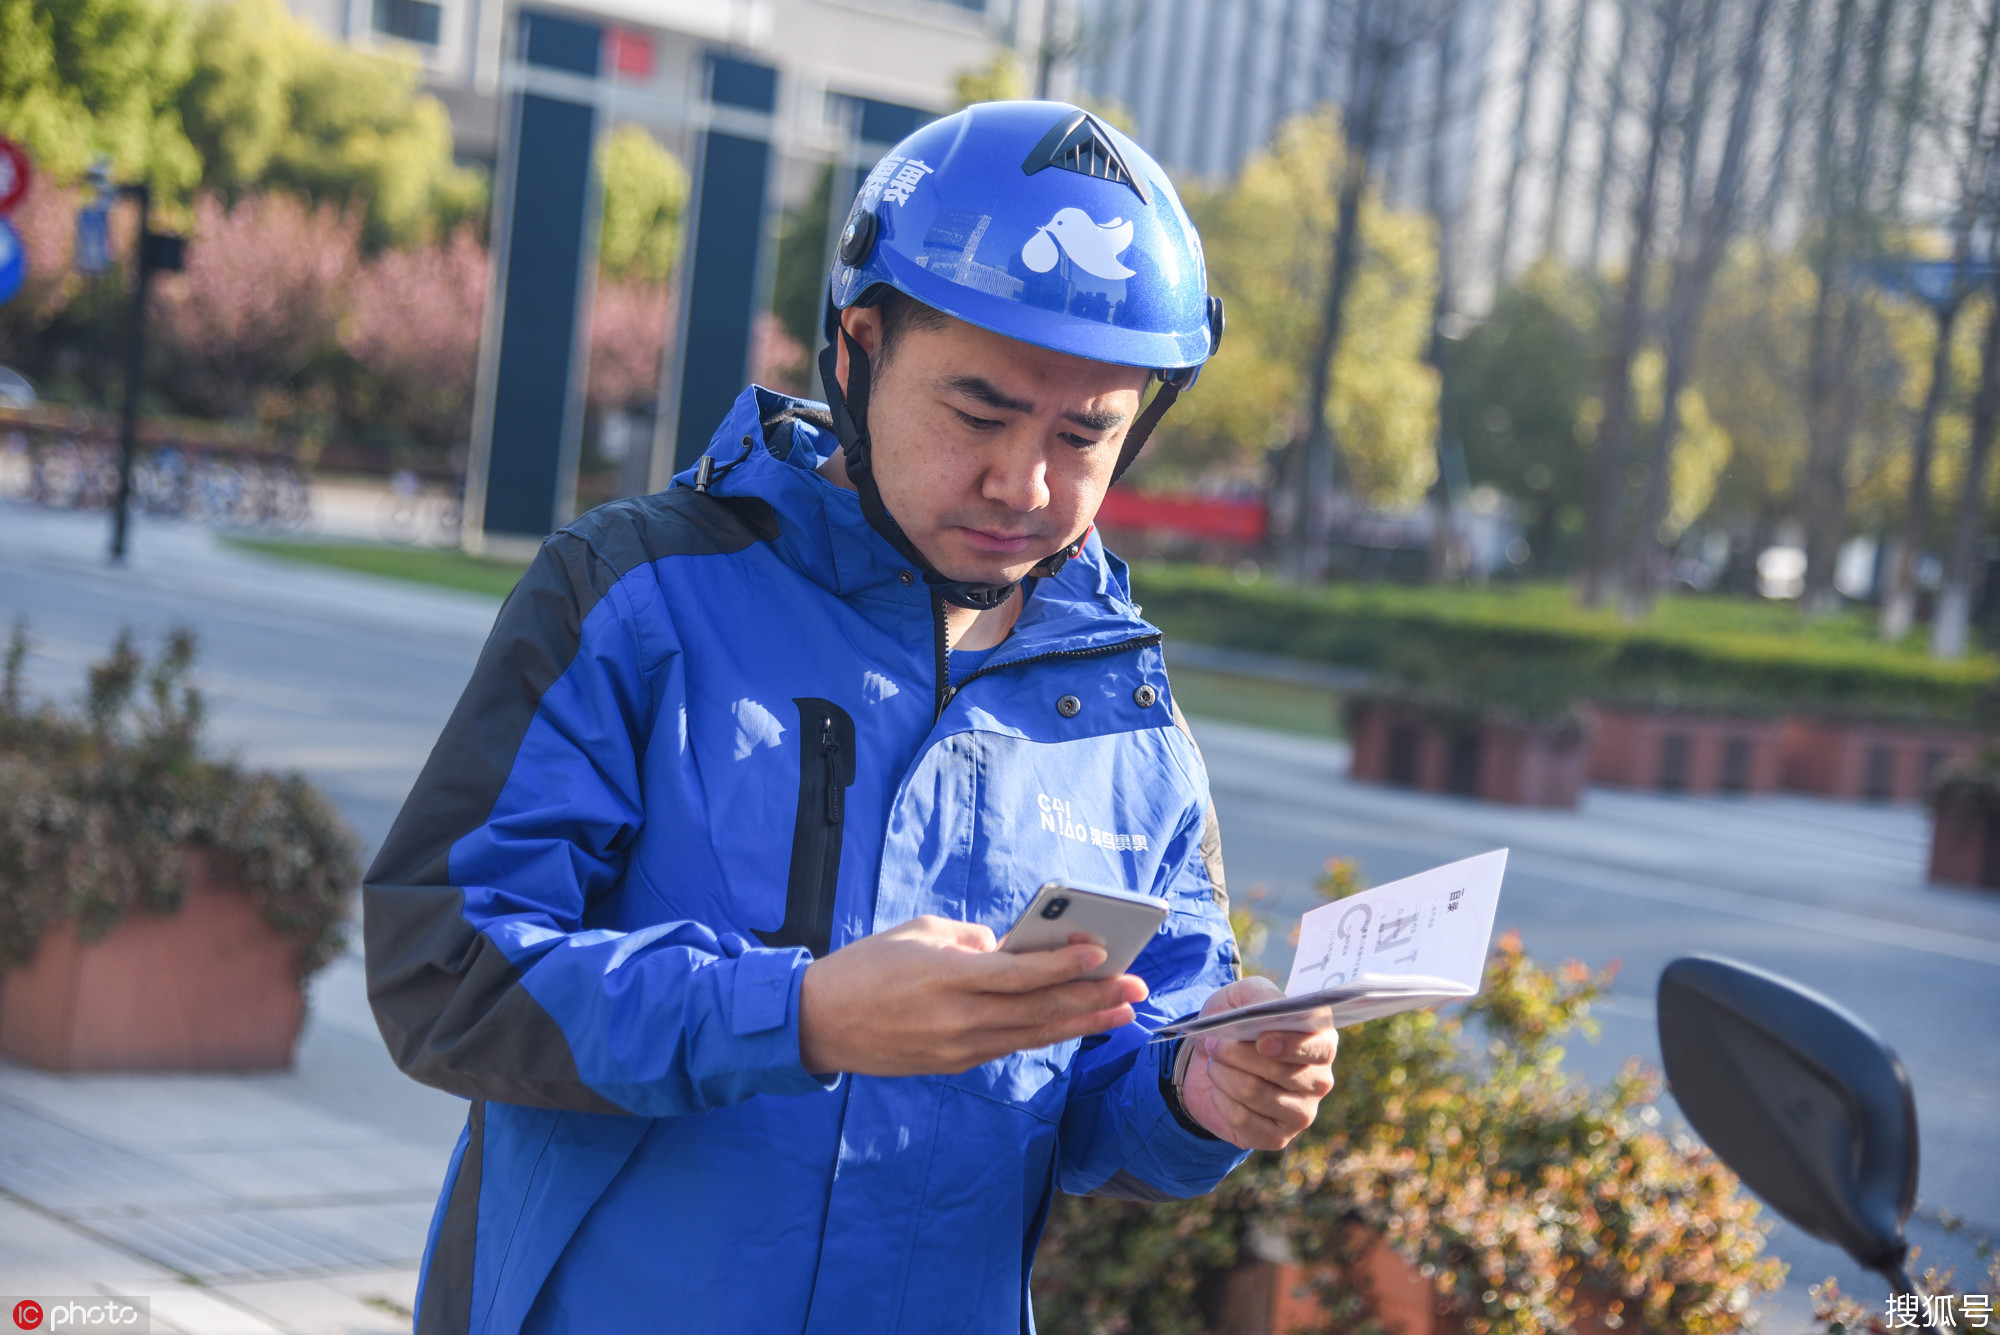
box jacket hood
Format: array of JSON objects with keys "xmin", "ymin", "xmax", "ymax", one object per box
[{"xmin": 670, "ymin": 385, "xmax": 1161, "ymax": 657}]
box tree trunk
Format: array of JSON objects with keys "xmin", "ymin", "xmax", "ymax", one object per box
[
  {"xmin": 1623, "ymin": 0, "xmax": 1778, "ymax": 616},
  {"xmin": 1491, "ymin": 0, "xmax": 1548, "ymax": 284},
  {"xmin": 1588, "ymin": 0, "xmax": 1636, "ymax": 272},
  {"xmin": 1799, "ymin": 0, "xmax": 1898, "ymax": 615},
  {"xmin": 1883, "ymin": 0, "xmax": 1935, "ymax": 215},
  {"xmin": 1759, "ymin": 0, "xmax": 1819, "ymax": 234},
  {"xmin": 1932, "ymin": 283, "xmax": 2000, "ymax": 659},
  {"xmin": 1291, "ymin": 9, "xmax": 1396, "ymax": 584},
  {"xmin": 1881, "ymin": 0, "xmax": 2000, "ymax": 640},
  {"xmin": 1427, "ymin": 0, "xmax": 1466, "ymax": 581},
  {"xmin": 1580, "ymin": 0, "xmax": 1688, "ymax": 607},
  {"xmin": 1541, "ymin": 0, "xmax": 1593, "ymax": 261}
]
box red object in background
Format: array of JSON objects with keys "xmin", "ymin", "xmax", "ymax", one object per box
[
  {"xmin": 0, "ymin": 138, "xmax": 30, "ymax": 216},
  {"xmin": 604, "ymin": 27, "xmax": 654, "ymax": 80},
  {"xmin": 1094, "ymin": 486, "xmax": 1266, "ymax": 544}
]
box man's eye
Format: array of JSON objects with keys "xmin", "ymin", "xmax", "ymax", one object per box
[
  {"xmin": 953, "ymin": 409, "xmax": 1004, "ymax": 431},
  {"xmin": 1060, "ymin": 433, "xmax": 1102, "ymax": 450}
]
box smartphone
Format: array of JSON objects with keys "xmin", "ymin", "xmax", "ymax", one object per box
[{"xmin": 998, "ymin": 882, "xmax": 1169, "ymax": 981}]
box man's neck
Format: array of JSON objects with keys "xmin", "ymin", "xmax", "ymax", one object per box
[{"xmin": 816, "ymin": 451, "xmax": 1023, "ymax": 652}]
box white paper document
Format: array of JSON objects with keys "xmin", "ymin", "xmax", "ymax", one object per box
[{"xmin": 1150, "ymin": 849, "xmax": 1508, "ymax": 1042}]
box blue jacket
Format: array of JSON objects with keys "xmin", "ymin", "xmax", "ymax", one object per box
[{"xmin": 364, "ymin": 387, "xmax": 1247, "ymax": 1335}]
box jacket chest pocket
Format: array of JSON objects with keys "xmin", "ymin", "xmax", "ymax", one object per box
[{"xmin": 753, "ymin": 698, "xmax": 856, "ymax": 958}]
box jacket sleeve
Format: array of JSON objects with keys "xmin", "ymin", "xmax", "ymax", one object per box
[
  {"xmin": 1055, "ymin": 730, "xmax": 1250, "ymax": 1200},
  {"xmin": 362, "ymin": 532, "xmax": 834, "ymax": 1117}
]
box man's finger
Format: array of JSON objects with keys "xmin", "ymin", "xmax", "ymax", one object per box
[
  {"xmin": 972, "ymin": 1004, "xmax": 1138, "ymax": 1060},
  {"xmin": 903, "ymin": 915, "xmax": 998, "ymax": 952},
  {"xmin": 1253, "ymin": 1029, "xmax": 1337, "ymax": 1065},
  {"xmin": 968, "ymin": 976, "xmax": 1141, "ymax": 1031},
  {"xmin": 1204, "ymin": 1058, "xmax": 1321, "ymax": 1131},
  {"xmin": 964, "ymin": 942, "xmax": 1115, "ymax": 993},
  {"xmin": 1208, "ymin": 1041, "xmax": 1334, "ymax": 1096}
]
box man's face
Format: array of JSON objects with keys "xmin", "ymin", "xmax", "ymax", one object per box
[{"xmin": 835, "ymin": 304, "xmax": 1151, "ymax": 587}]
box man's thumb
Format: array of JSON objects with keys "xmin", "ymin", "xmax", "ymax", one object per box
[{"xmin": 1200, "ymin": 974, "xmax": 1284, "ymax": 1016}]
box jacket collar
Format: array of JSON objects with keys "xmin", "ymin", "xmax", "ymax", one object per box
[{"xmin": 670, "ymin": 386, "xmax": 1160, "ymax": 654}]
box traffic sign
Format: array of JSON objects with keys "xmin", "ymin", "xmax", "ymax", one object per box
[
  {"xmin": 0, "ymin": 138, "xmax": 29, "ymax": 216},
  {"xmin": 76, "ymin": 205, "xmax": 109, "ymax": 275},
  {"xmin": 0, "ymin": 217, "xmax": 24, "ymax": 305}
]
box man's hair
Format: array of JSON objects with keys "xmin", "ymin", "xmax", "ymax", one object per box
[{"xmin": 872, "ymin": 289, "xmax": 949, "ymax": 369}]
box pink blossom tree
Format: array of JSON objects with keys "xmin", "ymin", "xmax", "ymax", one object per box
[
  {"xmin": 586, "ymin": 278, "xmax": 673, "ymax": 412},
  {"xmin": 151, "ymin": 192, "xmax": 358, "ymax": 419},
  {"xmin": 343, "ymin": 225, "xmax": 487, "ymax": 449}
]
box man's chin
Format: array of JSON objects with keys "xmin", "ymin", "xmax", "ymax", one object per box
[{"xmin": 926, "ymin": 540, "xmax": 1051, "ymax": 590}]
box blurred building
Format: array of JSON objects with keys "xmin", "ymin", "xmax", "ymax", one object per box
[
  {"xmin": 278, "ymin": 0, "xmax": 1017, "ymax": 181},
  {"xmin": 1072, "ymin": 0, "xmax": 1504, "ymax": 299}
]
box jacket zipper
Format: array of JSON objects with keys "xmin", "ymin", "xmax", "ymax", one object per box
[{"xmin": 754, "ymin": 698, "xmax": 855, "ymax": 959}]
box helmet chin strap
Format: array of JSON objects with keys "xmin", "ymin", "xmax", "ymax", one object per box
[{"xmin": 816, "ymin": 315, "xmax": 1185, "ymax": 612}]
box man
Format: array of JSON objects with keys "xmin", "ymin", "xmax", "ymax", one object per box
[{"xmin": 364, "ymin": 101, "xmax": 1338, "ymax": 1334}]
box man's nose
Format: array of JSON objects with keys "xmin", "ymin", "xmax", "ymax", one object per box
[{"xmin": 982, "ymin": 440, "xmax": 1051, "ymax": 513}]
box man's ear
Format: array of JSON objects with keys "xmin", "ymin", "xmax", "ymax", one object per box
[{"xmin": 834, "ymin": 304, "xmax": 885, "ymax": 398}]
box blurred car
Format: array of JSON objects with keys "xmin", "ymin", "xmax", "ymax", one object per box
[{"xmin": 0, "ymin": 366, "xmax": 35, "ymax": 409}]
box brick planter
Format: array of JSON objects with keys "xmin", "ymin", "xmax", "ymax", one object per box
[
  {"xmin": 1346, "ymin": 698, "xmax": 1590, "ymax": 809},
  {"xmin": 1929, "ymin": 797, "xmax": 2000, "ymax": 888},
  {"xmin": 1589, "ymin": 707, "xmax": 1786, "ymax": 795},
  {"xmin": 0, "ymin": 851, "xmax": 306, "ymax": 1072},
  {"xmin": 1782, "ymin": 718, "xmax": 1982, "ymax": 802},
  {"xmin": 1207, "ymin": 1244, "xmax": 1622, "ymax": 1335}
]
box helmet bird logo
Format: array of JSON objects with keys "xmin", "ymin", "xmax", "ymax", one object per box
[{"xmin": 1022, "ymin": 208, "xmax": 1136, "ymax": 280}]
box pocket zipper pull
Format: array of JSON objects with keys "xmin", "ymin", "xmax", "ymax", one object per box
[{"xmin": 822, "ymin": 717, "xmax": 842, "ymax": 824}]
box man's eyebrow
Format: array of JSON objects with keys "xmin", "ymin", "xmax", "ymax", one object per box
[
  {"xmin": 1063, "ymin": 406, "xmax": 1128, "ymax": 433},
  {"xmin": 940, "ymin": 374, "xmax": 1130, "ymax": 434},
  {"xmin": 940, "ymin": 375, "xmax": 1034, "ymax": 416}
]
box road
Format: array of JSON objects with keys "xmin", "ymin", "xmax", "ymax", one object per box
[{"xmin": 2, "ymin": 503, "xmax": 1994, "ymax": 1331}]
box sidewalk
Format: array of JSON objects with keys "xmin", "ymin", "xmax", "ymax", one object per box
[{"xmin": 0, "ymin": 954, "xmax": 463, "ymax": 1334}]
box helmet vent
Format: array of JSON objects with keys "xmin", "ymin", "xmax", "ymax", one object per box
[{"xmin": 1022, "ymin": 110, "xmax": 1151, "ymax": 205}]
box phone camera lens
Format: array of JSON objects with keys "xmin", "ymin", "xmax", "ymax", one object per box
[{"xmin": 1040, "ymin": 897, "xmax": 1069, "ymax": 920}]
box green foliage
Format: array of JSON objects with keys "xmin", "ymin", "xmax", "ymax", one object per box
[
  {"xmin": 1035, "ymin": 905, "xmax": 1783, "ymax": 1334},
  {"xmin": 952, "ymin": 50, "xmax": 1028, "ymax": 107},
  {"xmin": 183, "ymin": 0, "xmax": 485, "ymax": 248},
  {"xmin": 0, "ymin": 620, "xmax": 357, "ymax": 976},
  {"xmin": 1, "ymin": 0, "xmax": 482, "ymax": 245},
  {"xmin": 771, "ymin": 161, "xmax": 834, "ymax": 352},
  {"xmin": 1149, "ymin": 111, "xmax": 1439, "ymax": 501},
  {"xmin": 1444, "ymin": 262, "xmax": 1600, "ymax": 572},
  {"xmin": 596, "ymin": 123, "xmax": 687, "ymax": 283},
  {"xmin": 1928, "ymin": 744, "xmax": 2000, "ymax": 814},
  {"xmin": 0, "ymin": 0, "xmax": 199, "ymax": 197},
  {"xmin": 1132, "ymin": 565, "xmax": 2000, "ymax": 724}
]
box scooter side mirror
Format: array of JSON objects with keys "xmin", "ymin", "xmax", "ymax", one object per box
[{"xmin": 1656, "ymin": 955, "xmax": 1919, "ymax": 1286}]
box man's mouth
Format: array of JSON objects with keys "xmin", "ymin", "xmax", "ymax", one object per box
[{"xmin": 958, "ymin": 526, "xmax": 1039, "ymax": 554}]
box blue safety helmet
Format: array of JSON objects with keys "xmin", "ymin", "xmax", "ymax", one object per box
[{"xmin": 816, "ymin": 100, "xmax": 1224, "ymax": 609}]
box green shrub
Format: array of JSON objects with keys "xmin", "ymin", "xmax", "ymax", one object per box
[
  {"xmin": 1033, "ymin": 863, "xmax": 1784, "ymax": 1334},
  {"xmin": 0, "ymin": 621, "xmax": 356, "ymax": 976},
  {"xmin": 1133, "ymin": 566, "xmax": 1999, "ymax": 725}
]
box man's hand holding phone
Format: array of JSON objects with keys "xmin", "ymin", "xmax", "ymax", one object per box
[
  {"xmin": 797, "ymin": 916, "xmax": 1148, "ymax": 1076},
  {"xmin": 1176, "ymin": 977, "xmax": 1338, "ymax": 1151}
]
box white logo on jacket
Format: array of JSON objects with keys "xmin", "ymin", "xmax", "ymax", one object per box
[
  {"xmin": 1038, "ymin": 793, "xmax": 1148, "ymax": 852},
  {"xmin": 1021, "ymin": 209, "xmax": 1136, "ymax": 280}
]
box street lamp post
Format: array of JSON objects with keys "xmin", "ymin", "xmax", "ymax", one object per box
[{"xmin": 104, "ymin": 181, "xmax": 183, "ymax": 565}]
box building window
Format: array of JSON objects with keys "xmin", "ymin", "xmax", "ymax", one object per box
[{"xmin": 374, "ymin": 0, "xmax": 441, "ymax": 45}]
